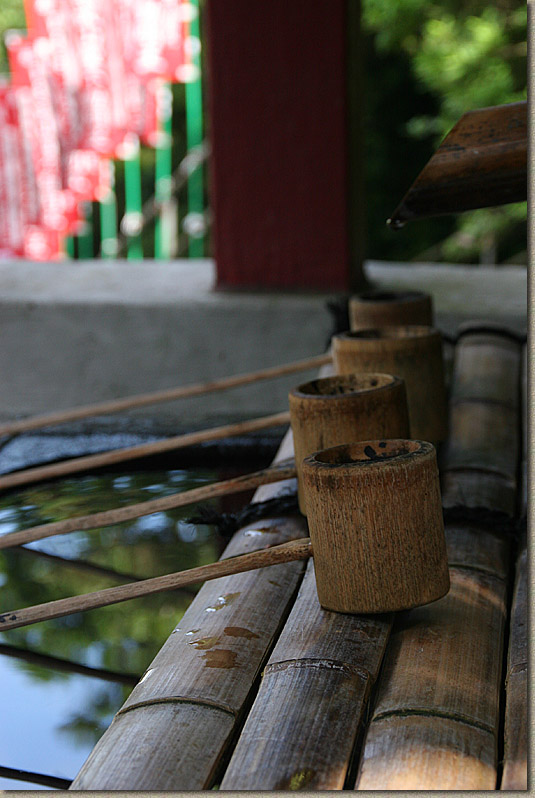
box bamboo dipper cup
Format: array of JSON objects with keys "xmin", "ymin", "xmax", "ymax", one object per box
[
  {"xmin": 0, "ymin": 442, "xmax": 450, "ymax": 631},
  {"xmin": 349, "ymin": 289, "xmax": 433, "ymax": 331},
  {"xmin": 332, "ymin": 326, "xmax": 447, "ymax": 443},
  {"xmin": 289, "ymin": 373, "xmax": 410, "ymax": 514},
  {"xmin": 302, "ymin": 439, "xmax": 449, "ymax": 614}
]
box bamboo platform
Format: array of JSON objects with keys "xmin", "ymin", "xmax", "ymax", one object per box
[{"xmin": 69, "ymin": 323, "xmax": 527, "ymax": 791}]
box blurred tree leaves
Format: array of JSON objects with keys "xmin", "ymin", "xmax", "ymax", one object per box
[
  {"xmin": 0, "ymin": 0, "xmax": 25, "ymax": 73},
  {"xmin": 362, "ymin": 0, "xmax": 527, "ymax": 263}
]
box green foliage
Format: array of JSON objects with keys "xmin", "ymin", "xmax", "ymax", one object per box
[
  {"xmin": 0, "ymin": 0, "xmax": 26, "ymax": 74},
  {"xmin": 362, "ymin": 0, "xmax": 527, "ymax": 263}
]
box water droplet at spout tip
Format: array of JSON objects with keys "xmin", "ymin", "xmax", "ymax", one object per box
[{"xmin": 386, "ymin": 217, "xmax": 406, "ymax": 231}]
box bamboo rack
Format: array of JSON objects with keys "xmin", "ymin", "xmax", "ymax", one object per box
[
  {"xmin": 500, "ymin": 533, "xmax": 527, "ymax": 791},
  {"xmin": 69, "ymin": 431, "xmax": 309, "ymax": 790},
  {"xmin": 500, "ymin": 344, "xmax": 528, "ymax": 790},
  {"xmin": 64, "ymin": 331, "xmax": 524, "ymax": 790},
  {"xmin": 220, "ymin": 559, "xmax": 393, "ymax": 790},
  {"xmin": 440, "ymin": 329, "xmax": 521, "ymax": 515},
  {"xmin": 355, "ymin": 325, "xmax": 522, "ymax": 790}
]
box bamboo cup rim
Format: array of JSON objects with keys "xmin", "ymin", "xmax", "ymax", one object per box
[
  {"xmin": 334, "ymin": 326, "xmax": 439, "ymax": 341},
  {"xmin": 304, "ymin": 439, "xmax": 432, "ymax": 468},
  {"xmin": 290, "ymin": 373, "xmax": 401, "ymax": 399},
  {"xmin": 352, "ymin": 289, "xmax": 429, "ymax": 304}
]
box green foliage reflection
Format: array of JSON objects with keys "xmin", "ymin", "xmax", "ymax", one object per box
[{"xmin": 0, "ymin": 467, "xmax": 224, "ymax": 743}]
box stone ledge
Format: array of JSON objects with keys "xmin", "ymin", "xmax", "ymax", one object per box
[{"xmin": 0, "ymin": 259, "xmax": 526, "ymax": 429}]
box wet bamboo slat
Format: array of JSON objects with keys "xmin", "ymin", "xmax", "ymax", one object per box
[
  {"xmin": 440, "ymin": 469, "xmax": 517, "ymax": 516},
  {"xmin": 500, "ymin": 539, "xmax": 527, "ymax": 790},
  {"xmin": 355, "ymin": 524, "xmax": 510, "ymax": 790},
  {"xmin": 441, "ymin": 328, "xmax": 521, "ymax": 515},
  {"xmin": 501, "ymin": 344, "xmax": 528, "ymax": 790},
  {"xmin": 221, "ymin": 560, "xmax": 393, "ymax": 790},
  {"xmin": 356, "ymin": 715, "xmax": 497, "ymax": 790},
  {"xmin": 450, "ymin": 332, "xmax": 520, "ymax": 407},
  {"xmin": 355, "ymin": 327, "xmax": 520, "ymax": 790},
  {"xmin": 520, "ymin": 344, "xmax": 528, "ymax": 514},
  {"xmin": 70, "ymin": 430, "xmax": 307, "ymax": 791}
]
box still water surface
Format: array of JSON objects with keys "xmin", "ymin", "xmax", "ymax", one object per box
[{"xmin": 0, "ymin": 466, "xmax": 228, "ymax": 789}]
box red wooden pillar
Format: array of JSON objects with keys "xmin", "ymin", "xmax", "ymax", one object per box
[{"xmin": 205, "ymin": 0, "xmax": 363, "ymax": 291}]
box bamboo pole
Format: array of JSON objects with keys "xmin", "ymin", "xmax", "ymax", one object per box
[
  {"xmin": 501, "ymin": 343, "xmax": 527, "ymax": 790},
  {"xmin": 0, "ymin": 411, "xmax": 292, "ymax": 491},
  {"xmin": 355, "ymin": 326, "xmax": 520, "ymax": 791},
  {"xmin": 221, "ymin": 558, "xmax": 393, "ymax": 790},
  {"xmin": 0, "ymin": 538, "xmax": 312, "ymax": 632},
  {"xmin": 0, "ymin": 354, "xmax": 330, "ymax": 437},
  {"xmin": 387, "ymin": 101, "xmax": 527, "ymax": 226},
  {"xmin": 441, "ymin": 328, "xmax": 521, "ymax": 515},
  {"xmin": 0, "ymin": 460, "xmax": 296, "ymax": 549},
  {"xmin": 70, "ymin": 428, "xmax": 306, "ymax": 791}
]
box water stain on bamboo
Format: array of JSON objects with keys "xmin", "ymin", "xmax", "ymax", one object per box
[
  {"xmin": 224, "ymin": 626, "xmax": 259, "ymax": 640},
  {"xmin": 204, "ymin": 592, "xmax": 241, "ymax": 612},
  {"xmin": 189, "ymin": 636, "xmax": 219, "ymax": 650},
  {"xmin": 202, "ymin": 649, "xmax": 239, "ymax": 669}
]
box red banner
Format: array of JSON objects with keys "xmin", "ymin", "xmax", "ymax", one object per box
[
  {"xmin": 65, "ymin": 0, "xmax": 131, "ymax": 158},
  {"xmin": 117, "ymin": 0, "xmax": 194, "ymax": 84},
  {"xmin": 6, "ymin": 33, "xmax": 81, "ymax": 235},
  {"xmin": 23, "ymin": 226, "xmax": 64, "ymax": 260},
  {"xmin": 0, "ymin": 83, "xmax": 25, "ymax": 256}
]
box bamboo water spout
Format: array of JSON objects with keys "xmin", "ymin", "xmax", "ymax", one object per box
[{"xmin": 387, "ymin": 101, "xmax": 527, "ymax": 227}]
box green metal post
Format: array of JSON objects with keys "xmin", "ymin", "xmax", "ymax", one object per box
[
  {"xmin": 78, "ymin": 202, "xmax": 94, "ymax": 260},
  {"xmin": 77, "ymin": 202, "xmax": 94, "ymax": 259},
  {"xmin": 65, "ymin": 235, "xmax": 75, "ymax": 258},
  {"xmin": 123, "ymin": 135, "xmax": 144, "ymax": 259},
  {"xmin": 155, "ymin": 81, "xmax": 176, "ymax": 259},
  {"xmin": 185, "ymin": 0, "xmax": 204, "ymax": 257},
  {"xmin": 100, "ymin": 162, "xmax": 119, "ymax": 259}
]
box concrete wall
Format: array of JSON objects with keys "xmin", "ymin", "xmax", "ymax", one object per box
[{"xmin": 0, "ymin": 259, "xmax": 526, "ymax": 432}]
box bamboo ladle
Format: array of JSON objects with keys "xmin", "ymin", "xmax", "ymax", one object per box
[{"xmin": 0, "ymin": 439, "xmax": 450, "ymax": 631}]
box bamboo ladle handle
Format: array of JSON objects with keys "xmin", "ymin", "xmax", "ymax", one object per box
[{"xmin": 0, "ymin": 538, "xmax": 313, "ymax": 632}]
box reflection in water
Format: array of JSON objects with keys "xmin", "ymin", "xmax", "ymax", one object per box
[{"xmin": 0, "ymin": 466, "xmax": 225, "ymax": 789}]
